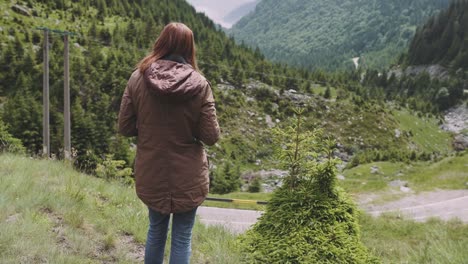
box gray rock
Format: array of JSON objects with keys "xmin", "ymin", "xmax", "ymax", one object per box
[
  {"xmin": 441, "ymin": 105, "xmax": 468, "ymax": 134},
  {"xmin": 370, "ymin": 166, "xmax": 380, "ymax": 174},
  {"xmin": 453, "ymin": 135, "xmax": 468, "ymax": 151},
  {"xmin": 400, "ymin": 186, "xmax": 412, "ymax": 193},
  {"xmin": 217, "ymin": 83, "xmax": 236, "ymax": 91},
  {"xmin": 337, "ymin": 175, "xmax": 346, "ymax": 180},
  {"xmin": 271, "ymin": 103, "xmax": 279, "ymax": 111},
  {"xmin": 11, "ymin": 4, "xmax": 31, "ymax": 17},
  {"xmin": 283, "ymin": 89, "xmax": 311, "ymax": 104},
  {"xmin": 389, "ymin": 64, "xmax": 449, "ymax": 80},
  {"xmin": 389, "ymin": 180, "xmax": 408, "ymax": 188},
  {"xmin": 265, "ymin": 115, "xmax": 275, "ymax": 128},
  {"xmin": 6, "ymin": 213, "xmax": 21, "ymax": 223},
  {"xmin": 32, "ymin": 45, "xmax": 40, "ymax": 52},
  {"xmin": 334, "ymin": 151, "xmax": 349, "ymax": 162},
  {"xmin": 395, "ymin": 129, "xmax": 401, "ymax": 138}
]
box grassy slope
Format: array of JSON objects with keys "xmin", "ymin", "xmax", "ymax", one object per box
[
  {"xmin": 0, "ymin": 154, "xmax": 241, "ymax": 264},
  {"xmin": 2, "ymin": 155, "xmax": 467, "ymax": 263},
  {"xmin": 341, "ymin": 153, "xmax": 468, "ymax": 194},
  {"xmin": 360, "ymin": 214, "xmax": 468, "ymax": 264},
  {"xmin": 394, "ymin": 109, "xmax": 452, "ymax": 153}
]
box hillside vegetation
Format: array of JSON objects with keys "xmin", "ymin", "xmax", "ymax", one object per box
[
  {"xmin": 0, "ymin": 154, "xmax": 241, "ymax": 263},
  {"xmin": 229, "ymin": 0, "xmax": 449, "ymax": 70},
  {"xmin": 0, "ymin": 0, "xmax": 315, "ymax": 174},
  {"xmin": 2, "ymin": 155, "xmax": 468, "ymax": 263},
  {"xmin": 405, "ymin": 0, "xmax": 468, "ymax": 69}
]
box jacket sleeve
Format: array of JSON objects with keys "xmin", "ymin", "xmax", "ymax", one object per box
[
  {"xmin": 118, "ymin": 85, "xmax": 138, "ymax": 137},
  {"xmin": 197, "ymin": 82, "xmax": 220, "ymax": 146}
]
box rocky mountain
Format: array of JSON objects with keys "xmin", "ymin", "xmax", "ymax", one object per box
[{"xmin": 229, "ymin": 0, "xmax": 449, "ymax": 70}]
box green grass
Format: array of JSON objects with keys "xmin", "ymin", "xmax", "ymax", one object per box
[
  {"xmin": 312, "ymin": 85, "xmax": 337, "ymax": 98},
  {"xmin": 341, "ymin": 153, "xmax": 468, "ymax": 194},
  {"xmin": 360, "ymin": 214, "xmax": 468, "ymax": 264},
  {"xmin": 1, "ymin": 154, "xmax": 468, "ymax": 263},
  {"xmin": 0, "ymin": 154, "xmax": 241, "ymax": 263},
  {"xmin": 393, "ymin": 109, "xmax": 452, "ymax": 153}
]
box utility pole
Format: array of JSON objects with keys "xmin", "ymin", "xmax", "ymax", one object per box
[
  {"xmin": 42, "ymin": 28, "xmax": 50, "ymax": 157},
  {"xmin": 64, "ymin": 34, "xmax": 71, "ymax": 161},
  {"xmin": 37, "ymin": 26, "xmax": 75, "ymax": 160}
]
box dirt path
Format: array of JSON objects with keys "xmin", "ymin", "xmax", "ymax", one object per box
[{"xmin": 197, "ymin": 190, "xmax": 468, "ymax": 233}]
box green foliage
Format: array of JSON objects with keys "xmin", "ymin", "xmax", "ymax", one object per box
[
  {"xmin": 0, "ymin": 0, "xmax": 316, "ymax": 171},
  {"xmin": 2, "ymin": 91, "xmax": 42, "ymax": 153},
  {"xmin": 229, "ymin": 0, "xmax": 449, "ymax": 70},
  {"xmin": 361, "ymin": 69, "xmax": 466, "ymax": 112},
  {"xmin": 405, "ymin": 0, "xmax": 468, "ymax": 69},
  {"xmin": 323, "ymin": 86, "xmax": 332, "ymax": 99},
  {"xmin": 210, "ymin": 162, "xmax": 242, "ymax": 194},
  {"xmin": 240, "ymin": 109, "xmax": 378, "ymax": 263},
  {"xmin": 95, "ymin": 154, "xmax": 133, "ymax": 184},
  {"xmin": 248, "ymin": 177, "xmax": 262, "ymax": 193},
  {"xmin": 0, "ymin": 118, "xmax": 25, "ymax": 154}
]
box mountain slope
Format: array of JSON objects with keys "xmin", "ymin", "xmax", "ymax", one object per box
[
  {"xmin": 405, "ymin": 0, "xmax": 468, "ymax": 69},
  {"xmin": 0, "ymin": 0, "xmax": 308, "ymax": 169},
  {"xmin": 223, "ymin": 0, "xmax": 260, "ymax": 28},
  {"xmin": 229, "ymin": 0, "xmax": 449, "ymax": 70},
  {"xmin": 0, "ymin": 0, "xmax": 458, "ymax": 190}
]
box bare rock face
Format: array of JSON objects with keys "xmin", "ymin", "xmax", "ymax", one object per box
[
  {"xmin": 441, "ymin": 105, "xmax": 468, "ymax": 134},
  {"xmin": 11, "ymin": 4, "xmax": 31, "ymax": 17},
  {"xmin": 453, "ymin": 135, "xmax": 468, "ymax": 151},
  {"xmin": 388, "ymin": 64, "xmax": 449, "ymax": 80},
  {"xmin": 441, "ymin": 105, "xmax": 468, "ymax": 151}
]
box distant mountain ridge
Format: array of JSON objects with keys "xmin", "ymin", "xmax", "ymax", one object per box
[
  {"xmin": 223, "ymin": 0, "xmax": 260, "ymax": 27},
  {"xmin": 229, "ymin": 0, "xmax": 450, "ymax": 70}
]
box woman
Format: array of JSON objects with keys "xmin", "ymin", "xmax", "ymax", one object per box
[{"xmin": 118, "ymin": 22, "xmax": 220, "ymax": 264}]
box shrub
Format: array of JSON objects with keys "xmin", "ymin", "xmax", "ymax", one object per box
[
  {"xmin": 95, "ymin": 154, "xmax": 133, "ymax": 184},
  {"xmin": 239, "ymin": 108, "xmax": 379, "ymax": 263},
  {"xmin": 0, "ymin": 119, "xmax": 25, "ymax": 154},
  {"xmin": 210, "ymin": 163, "xmax": 241, "ymax": 194},
  {"xmin": 248, "ymin": 177, "xmax": 262, "ymax": 193}
]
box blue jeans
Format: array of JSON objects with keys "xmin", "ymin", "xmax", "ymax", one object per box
[{"xmin": 145, "ymin": 207, "xmax": 198, "ymax": 264}]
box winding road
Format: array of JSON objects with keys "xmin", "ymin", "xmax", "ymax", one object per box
[{"xmin": 197, "ymin": 190, "xmax": 468, "ymax": 234}]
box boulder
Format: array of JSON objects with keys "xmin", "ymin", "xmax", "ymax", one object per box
[
  {"xmin": 11, "ymin": 4, "xmax": 31, "ymax": 17},
  {"xmin": 453, "ymin": 135, "xmax": 468, "ymax": 151}
]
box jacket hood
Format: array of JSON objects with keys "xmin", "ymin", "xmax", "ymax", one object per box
[{"xmin": 144, "ymin": 60, "xmax": 204, "ymax": 100}]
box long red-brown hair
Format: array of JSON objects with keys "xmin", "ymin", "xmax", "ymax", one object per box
[{"xmin": 138, "ymin": 22, "xmax": 198, "ymax": 73}]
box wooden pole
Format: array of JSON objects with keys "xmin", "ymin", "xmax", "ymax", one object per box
[
  {"xmin": 64, "ymin": 34, "xmax": 71, "ymax": 160},
  {"xmin": 43, "ymin": 29, "xmax": 50, "ymax": 157}
]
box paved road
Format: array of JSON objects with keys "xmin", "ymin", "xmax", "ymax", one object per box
[
  {"xmin": 365, "ymin": 190, "xmax": 468, "ymax": 222},
  {"xmin": 197, "ymin": 190, "xmax": 468, "ymax": 234},
  {"xmin": 197, "ymin": 207, "xmax": 263, "ymax": 234}
]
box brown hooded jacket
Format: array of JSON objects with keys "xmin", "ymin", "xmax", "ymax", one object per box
[{"xmin": 118, "ymin": 59, "xmax": 220, "ymax": 214}]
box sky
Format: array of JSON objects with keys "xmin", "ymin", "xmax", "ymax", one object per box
[{"xmin": 185, "ymin": 0, "xmax": 255, "ymax": 28}]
